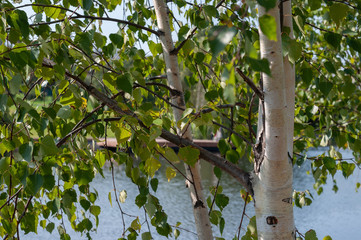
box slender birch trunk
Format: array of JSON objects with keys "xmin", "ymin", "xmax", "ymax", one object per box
[
  {"xmin": 252, "ymin": 3, "xmax": 295, "ymax": 239},
  {"xmin": 282, "ymin": 0, "xmax": 296, "ymax": 157},
  {"xmin": 153, "ymin": 0, "xmax": 213, "ymax": 239}
]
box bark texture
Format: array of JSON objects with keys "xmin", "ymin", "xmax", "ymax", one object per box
[
  {"xmin": 282, "ymin": 0, "xmax": 296, "ymax": 156},
  {"xmin": 252, "ymin": 4, "xmax": 295, "ymax": 239},
  {"xmin": 153, "ymin": 0, "xmax": 214, "ymax": 239}
]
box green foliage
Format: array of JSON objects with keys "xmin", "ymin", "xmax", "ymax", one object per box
[{"xmin": 0, "ymin": 0, "xmax": 360, "ymax": 238}]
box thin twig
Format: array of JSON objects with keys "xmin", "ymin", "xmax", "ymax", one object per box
[
  {"xmin": 208, "ymin": 180, "xmax": 220, "ymax": 215},
  {"xmin": 0, "ymin": 187, "xmax": 23, "ymax": 210},
  {"xmin": 237, "ymin": 192, "xmax": 249, "ymax": 239},
  {"xmin": 304, "ymin": 21, "xmax": 348, "ymax": 37}
]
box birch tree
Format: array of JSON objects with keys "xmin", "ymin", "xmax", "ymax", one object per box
[
  {"xmin": 0, "ymin": 0, "xmax": 360, "ymax": 239},
  {"xmin": 153, "ymin": 0, "xmax": 213, "ymax": 238}
]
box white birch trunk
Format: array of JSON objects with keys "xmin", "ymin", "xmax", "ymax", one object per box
[
  {"xmin": 283, "ymin": 0, "xmax": 296, "ymax": 157},
  {"xmin": 153, "ymin": 0, "xmax": 213, "ymax": 239},
  {"xmin": 252, "ymin": 4, "xmax": 295, "ymax": 239}
]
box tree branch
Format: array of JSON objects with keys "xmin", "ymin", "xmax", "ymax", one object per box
[
  {"xmin": 41, "ymin": 61, "xmax": 252, "ymax": 193},
  {"xmin": 304, "ymin": 21, "xmax": 348, "ymax": 37},
  {"xmin": 236, "ymin": 68, "xmax": 264, "ymax": 100},
  {"xmin": 28, "ymin": 15, "xmax": 159, "ymax": 36}
]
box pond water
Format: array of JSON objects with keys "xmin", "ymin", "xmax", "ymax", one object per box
[{"xmin": 22, "ymin": 148, "xmax": 361, "ymax": 239}]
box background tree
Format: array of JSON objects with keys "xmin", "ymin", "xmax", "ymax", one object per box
[{"xmin": 0, "ymin": 0, "xmax": 360, "ymax": 239}]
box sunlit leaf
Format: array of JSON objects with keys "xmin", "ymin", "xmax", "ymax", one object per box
[
  {"xmin": 259, "ymin": 14, "xmax": 277, "ymax": 41},
  {"xmin": 119, "ymin": 190, "xmax": 127, "ymax": 203},
  {"xmin": 165, "ymin": 167, "xmax": 176, "ymax": 182}
]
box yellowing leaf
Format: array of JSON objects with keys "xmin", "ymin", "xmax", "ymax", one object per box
[
  {"xmin": 145, "ymin": 158, "xmax": 161, "ymax": 177},
  {"xmin": 131, "ymin": 218, "xmax": 141, "ymax": 232},
  {"xmin": 115, "ymin": 127, "xmax": 132, "ymax": 144},
  {"xmin": 119, "ymin": 190, "xmax": 127, "ymax": 203},
  {"xmin": 166, "ymin": 167, "xmax": 176, "ymax": 182}
]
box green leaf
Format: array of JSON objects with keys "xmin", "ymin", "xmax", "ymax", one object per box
[
  {"xmin": 288, "ymin": 40, "xmax": 302, "ymax": 63},
  {"xmin": 205, "ymin": 90, "xmax": 218, "ymax": 101},
  {"xmin": 194, "ymin": 52, "xmax": 205, "ymax": 64},
  {"xmin": 178, "ymin": 146, "xmax": 200, "ymax": 166},
  {"xmin": 40, "ymin": 135, "xmax": 59, "ymax": 156},
  {"xmin": 259, "ymin": 14, "xmax": 277, "ymax": 41},
  {"xmin": 80, "ymin": 198, "xmax": 91, "ymax": 210},
  {"xmin": 323, "ymin": 61, "xmax": 336, "ymax": 74},
  {"xmin": 44, "ymin": 6, "xmax": 61, "ymax": 19},
  {"xmin": 57, "ymin": 106, "xmax": 72, "ymax": 119},
  {"xmin": 19, "ymin": 142, "xmax": 33, "ymax": 162},
  {"xmin": 342, "ymin": 82, "xmax": 356, "ymax": 97},
  {"xmin": 215, "ymin": 193, "xmax": 229, "ymax": 211},
  {"xmin": 203, "ymin": 5, "xmax": 217, "ymax": 18},
  {"xmin": 63, "ymin": 189, "xmax": 77, "ymax": 208},
  {"xmin": 95, "ymin": 150, "xmax": 106, "ymax": 168},
  {"xmin": 145, "ymin": 158, "xmax": 161, "ymax": 177},
  {"xmin": 257, "ymin": 0, "xmax": 277, "ymax": 12},
  {"xmin": 82, "ymin": 0, "xmax": 93, "ymax": 10},
  {"xmin": 324, "ymin": 32, "xmax": 342, "ymax": 49},
  {"xmin": 246, "ymin": 57, "xmax": 271, "ymax": 75},
  {"xmin": 142, "ymin": 232, "xmax": 152, "ymax": 240},
  {"xmin": 131, "ymin": 218, "xmax": 141, "ymax": 231},
  {"xmin": 219, "ymin": 217, "xmax": 225, "ymax": 235},
  {"xmin": 116, "ymin": 73, "xmax": 133, "ymax": 94},
  {"xmin": 164, "ymin": 148, "xmax": 180, "ymax": 163},
  {"xmin": 301, "ymin": 68, "xmax": 313, "ymax": 85},
  {"xmin": 329, "ymin": 3, "xmax": 350, "ymax": 27},
  {"xmin": 74, "ymin": 32, "xmax": 92, "ymax": 54},
  {"xmin": 348, "ymin": 38, "xmax": 361, "ymax": 53},
  {"xmin": 7, "ymin": 10, "xmax": 29, "ymax": 39},
  {"xmin": 26, "ymin": 174, "xmax": 44, "ymax": 194},
  {"xmin": 218, "ymin": 139, "xmax": 230, "ymax": 155},
  {"xmin": 308, "ymin": 0, "xmax": 321, "ymax": 10},
  {"xmin": 208, "ymin": 26, "xmax": 238, "ymax": 57},
  {"xmin": 150, "ymin": 178, "xmax": 158, "ymax": 192},
  {"xmin": 0, "ymin": 157, "xmax": 10, "ymax": 173},
  {"xmin": 294, "ymin": 15, "xmax": 305, "ymax": 35},
  {"xmin": 319, "ymin": 81, "xmax": 333, "ymax": 96},
  {"xmin": 323, "ymin": 157, "xmax": 336, "ymax": 171},
  {"xmin": 305, "ymin": 229, "xmax": 318, "ymax": 240},
  {"xmin": 109, "ymin": 33, "xmax": 124, "ymax": 48},
  {"xmin": 226, "ymin": 149, "xmax": 240, "ymax": 163},
  {"xmin": 115, "ymin": 127, "xmax": 132, "ymax": 144},
  {"xmin": 46, "ymin": 222, "xmax": 55, "ymax": 233},
  {"xmin": 90, "ymin": 205, "xmax": 101, "ymax": 216}
]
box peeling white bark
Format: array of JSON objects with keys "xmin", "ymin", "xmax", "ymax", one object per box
[
  {"xmin": 253, "ymin": 4, "xmax": 295, "ymax": 239},
  {"xmin": 153, "ymin": 0, "xmax": 213, "ymax": 239}
]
